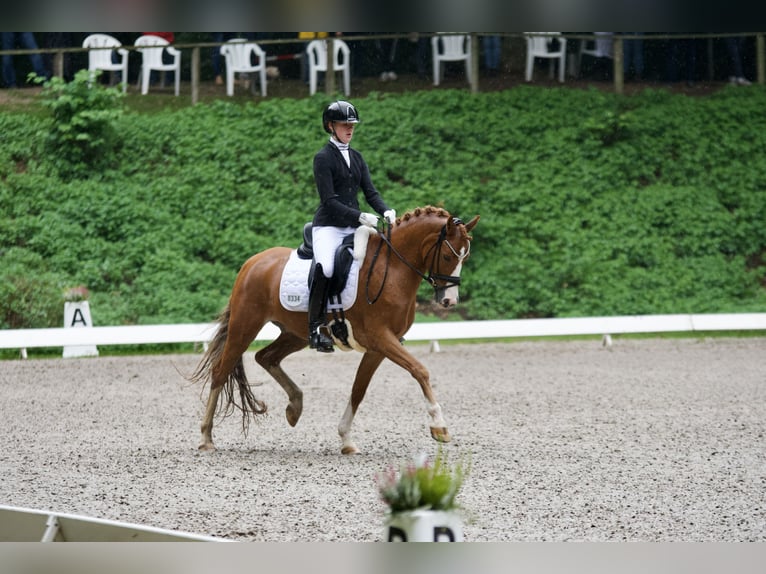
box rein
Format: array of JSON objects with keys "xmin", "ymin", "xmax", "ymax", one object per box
[
  {"xmin": 365, "ymin": 224, "xmax": 391, "ymax": 304},
  {"xmin": 365, "ymin": 218, "xmax": 468, "ymax": 304}
]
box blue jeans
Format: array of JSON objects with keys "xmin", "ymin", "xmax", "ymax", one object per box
[
  {"xmin": 623, "ymin": 35, "xmax": 644, "ymax": 78},
  {"xmin": 725, "ymin": 37, "xmax": 746, "ymax": 79},
  {"xmin": 2, "ymin": 32, "xmax": 48, "ymax": 87},
  {"xmin": 483, "ymin": 36, "xmax": 501, "ymax": 70}
]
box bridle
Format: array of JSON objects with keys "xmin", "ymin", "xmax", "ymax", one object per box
[{"xmin": 365, "ymin": 218, "xmax": 471, "ymax": 304}]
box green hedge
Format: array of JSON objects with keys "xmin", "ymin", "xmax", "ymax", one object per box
[{"xmin": 1, "ymin": 84, "xmax": 765, "ymax": 328}]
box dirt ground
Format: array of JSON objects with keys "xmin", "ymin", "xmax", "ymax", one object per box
[{"xmin": 1, "ymin": 337, "xmax": 764, "ymax": 541}]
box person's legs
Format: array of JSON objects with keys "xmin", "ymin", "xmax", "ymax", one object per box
[
  {"xmin": 302, "ymin": 42, "xmax": 310, "ymax": 84},
  {"xmin": 484, "ymin": 36, "xmax": 500, "ymax": 72},
  {"xmin": 633, "ymin": 38, "xmax": 644, "ymax": 79},
  {"xmin": 308, "ymin": 226, "xmax": 352, "ymax": 352},
  {"xmin": 376, "ymin": 38, "xmax": 398, "ymax": 80},
  {"xmin": 2, "ymin": 33, "xmax": 17, "ymax": 87},
  {"xmin": 42, "ymin": 33, "xmax": 72, "ymax": 81},
  {"xmin": 212, "ymin": 33, "xmax": 228, "ymax": 84},
  {"xmin": 415, "ymin": 36, "xmax": 428, "ymax": 79},
  {"xmin": 623, "ymin": 36, "xmax": 644, "ymax": 79},
  {"xmin": 623, "ymin": 39, "xmax": 633, "ymax": 74},
  {"xmin": 684, "ymin": 38, "xmax": 697, "ymax": 84},
  {"xmin": 666, "ymin": 39, "xmax": 694, "ymax": 83},
  {"xmin": 725, "ymin": 37, "xmax": 745, "ymax": 80},
  {"xmin": 307, "ymin": 261, "xmax": 333, "ymax": 352},
  {"xmin": 17, "ymin": 32, "xmax": 47, "ymax": 79}
]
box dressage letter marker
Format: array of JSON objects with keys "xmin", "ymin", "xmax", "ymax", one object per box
[{"xmin": 63, "ymin": 301, "xmax": 99, "ymax": 358}]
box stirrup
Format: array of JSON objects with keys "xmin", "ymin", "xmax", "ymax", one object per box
[{"xmin": 309, "ymin": 328, "xmax": 334, "ymax": 353}]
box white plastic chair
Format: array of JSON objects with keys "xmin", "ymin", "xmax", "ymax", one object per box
[
  {"xmin": 431, "ymin": 34, "xmax": 472, "ymax": 86},
  {"xmin": 306, "ymin": 39, "xmax": 351, "ymax": 96},
  {"xmin": 576, "ymin": 32, "xmax": 613, "ymax": 78},
  {"xmin": 220, "ymin": 39, "xmax": 267, "ymax": 97},
  {"xmin": 525, "ymin": 32, "xmax": 567, "ymax": 83},
  {"xmin": 82, "ymin": 34, "xmax": 129, "ymax": 92},
  {"xmin": 135, "ymin": 34, "xmax": 181, "ymax": 96}
]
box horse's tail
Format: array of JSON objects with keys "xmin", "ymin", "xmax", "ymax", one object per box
[{"xmin": 189, "ymin": 303, "xmax": 267, "ymax": 436}]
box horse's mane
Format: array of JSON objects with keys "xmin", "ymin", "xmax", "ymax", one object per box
[
  {"xmin": 397, "ymin": 205, "xmax": 450, "ymax": 225},
  {"xmin": 396, "ymin": 206, "xmax": 473, "ymax": 240}
]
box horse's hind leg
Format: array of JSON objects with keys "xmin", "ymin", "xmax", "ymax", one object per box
[
  {"xmin": 255, "ymin": 332, "xmax": 307, "ymax": 427},
  {"xmin": 199, "ymin": 314, "xmax": 266, "ymax": 451},
  {"xmin": 199, "ymin": 385, "xmax": 223, "ymax": 451},
  {"xmin": 199, "ymin": 334, "xmax": 252, "ymax": 451},
  {"xmin": 338, "ymin": 351, "xmax": 385, "ymax": 454}
]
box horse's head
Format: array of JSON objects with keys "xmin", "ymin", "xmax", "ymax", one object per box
[
  {"xmin": 426, "ymin": 212, "xmax": 480, "ymax": 308},
  {"xmin": 382, "ymin": 206, "xmax": 479, "ymax": 308}
]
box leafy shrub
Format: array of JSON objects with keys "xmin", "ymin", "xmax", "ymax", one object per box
[
  {"xmin": 36, "ymin": 69, "xmax": 125, "ymax": 180},
  {"xmin": 0, "ymin": 85, "xmax": 765, "ymax": 327},
  {"xmin": 0, "ymin": 248, "xmax": 68, "ymax": 328}
]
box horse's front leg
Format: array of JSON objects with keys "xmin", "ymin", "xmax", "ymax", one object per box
[
  {"xmin": 338, "ymin": 351, "xmax": 385, "ymax": 454},
  {"xmin": 375, "ymin": 333, "xmax": 451, "ymax": 443}
]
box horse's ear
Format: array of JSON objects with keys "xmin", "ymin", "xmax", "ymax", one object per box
[{"xmin": 464, "ymin": 215, "xmax": 480, "ymax": 233}]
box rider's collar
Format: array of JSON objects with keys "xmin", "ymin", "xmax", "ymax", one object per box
[{"xmin": 330, "ymin": 137, "xmax": 349, "ymax": 152}]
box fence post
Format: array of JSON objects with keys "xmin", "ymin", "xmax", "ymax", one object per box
[
  {"xmin": 53, "ymin": 51, "xmax": 64, "ymax": 79},
  {"xmin": 757, "ymin": 33, "xmax": 765, "ymax": 85},
  {"xmin": 613, "ymin": 35, "xmax": 624, "ymax": 94},
  {"xmin": 191, "ymin": 46, "xmax": 199, "ymax": 105}
]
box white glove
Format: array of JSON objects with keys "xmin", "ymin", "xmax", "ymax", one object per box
[
  {"xmin": 358, "ymin": 212, "xmax": 379, "ymax": 228},
  {"xmin": 383, "ymin": 209, "xmax": 396, "ymax": 225}
]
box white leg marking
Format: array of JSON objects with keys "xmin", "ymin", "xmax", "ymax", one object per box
[
  {"xmin": 427, "ymin": 401, "xmax": 446, "ymax": 428},
  {"xmin": 338, "ymin": 400, "xmax": 359, "ymax": 453}
]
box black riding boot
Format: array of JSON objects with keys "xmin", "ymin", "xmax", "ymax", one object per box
[{"xmin": 308, "ymin": 264, "xmax": 334, "ymax": 353}]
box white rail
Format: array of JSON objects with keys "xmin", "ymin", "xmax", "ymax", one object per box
[
  {"xmin": 0, "ymin": 504, "xmax": 226, "ymax": 542},
  {"xmin": 2, "ymin": 313, "xmax": 765, "ymax": 359}
]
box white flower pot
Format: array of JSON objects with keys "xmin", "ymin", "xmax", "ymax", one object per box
[{"xmin": 384, "ymin": 509, "xmax": 464, "ymax": 542}]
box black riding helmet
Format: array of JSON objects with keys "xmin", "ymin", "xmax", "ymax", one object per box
[{"xmin": 322, "ymin": 100, "xmax": 360, "ymax": 134}]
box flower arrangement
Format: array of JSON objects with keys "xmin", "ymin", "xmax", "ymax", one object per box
[
  {"xmin": 375, "ymin": 447, "xmax": 470, "ymax": 514},
  {"xmin": 63, "ymin": 285, "xmax": 90, "ymax": 302}
]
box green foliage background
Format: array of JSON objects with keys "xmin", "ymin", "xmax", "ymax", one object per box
[{"xmin": 1, "ymin": 84, "xmax": 765, "ymax": 328}]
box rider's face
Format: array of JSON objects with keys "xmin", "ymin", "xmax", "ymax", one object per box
[{"xmin": 332, "ymin": 121, "xmax": 356, "ymax": 144}]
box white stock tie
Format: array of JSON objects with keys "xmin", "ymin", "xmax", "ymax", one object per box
[{"xmin": 332, "ymin": 139, "xmax": 350, "ymax": 168}]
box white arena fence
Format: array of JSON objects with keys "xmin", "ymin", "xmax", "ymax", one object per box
[
  {"xmin": 1, "ymin": 313, "xmax": 766, "ymax": 359},
  {"xmin": 0, "ymin": 504, "xmax": 227, "ymax": 542}
]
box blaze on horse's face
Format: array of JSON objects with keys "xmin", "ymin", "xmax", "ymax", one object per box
[{"xmin": 434, "ymin": 215, "xmax": 479, "ymax": 308}]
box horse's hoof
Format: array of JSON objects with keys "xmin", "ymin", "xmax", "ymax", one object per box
[
  {"xmin": 285, "ymin": 404, "xmax": 302, "ymax": 427},
  {"xmin": 341, "ymin": 444, "xmax": 360, "ymax": 455},
  {"xmin": 430, "ymin": 427, "xmax": 451, "ymax": 443},
  {"xmin": 198, "ymin": 442, "xmax": 216, "ymax": 452}
]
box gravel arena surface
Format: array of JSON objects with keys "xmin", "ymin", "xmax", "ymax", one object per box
[{"xmin": 1, "ymin": 338, "xmax": 765, "ymax": 542}]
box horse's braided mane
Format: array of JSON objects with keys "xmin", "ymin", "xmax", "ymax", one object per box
[
  {"xmin": 398, "ymin": 205, "xmax": 450, "ymax": 225},
  {"xmin": 397, "ymin": 206, "xmax": 474, "ymax": 241}
]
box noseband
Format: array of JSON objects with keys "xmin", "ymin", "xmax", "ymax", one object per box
[
  {"xmin": 366, "ymin": 218, "xmax": 470, "ymax": 304},
  {"xmin": 424, "ymin": 219, "xmax": 470, "ymax": 292}
]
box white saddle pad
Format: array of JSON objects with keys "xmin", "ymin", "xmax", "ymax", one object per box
[{"xmin": 279, "ymin": 250, "xmax": 361, "ymax": 312}]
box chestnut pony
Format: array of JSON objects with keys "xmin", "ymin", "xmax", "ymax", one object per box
[{"xmin": 190, "ymin": 206, "xmax": 479, "ymax": 454}]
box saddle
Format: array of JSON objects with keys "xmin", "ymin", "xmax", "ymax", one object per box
[{"xmin": 296, "ymin": 222, "xmax": 356, "ymax": 297}]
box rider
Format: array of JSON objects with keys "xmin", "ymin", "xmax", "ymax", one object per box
[{"xmin": 308, "ymin": 100, "xmax": 396, "ymax": 352}]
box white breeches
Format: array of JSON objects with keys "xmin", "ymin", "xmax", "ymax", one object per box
[{"xmin": 312, "ymin": 225, "xmax": 355, "ymax": 278}]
